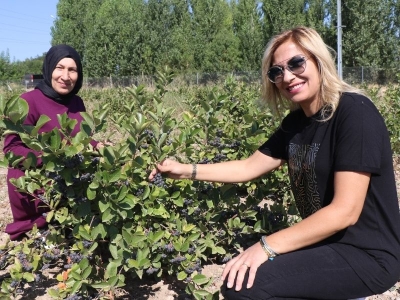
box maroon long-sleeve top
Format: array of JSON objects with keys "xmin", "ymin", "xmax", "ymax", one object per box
[{"xmin": 3, "ymin": 89, "xmax": 97, "ymax": 240}]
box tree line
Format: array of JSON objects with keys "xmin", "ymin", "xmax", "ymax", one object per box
[{"xmin": 1, "ymin": 0, "xmax": 399, "ymax": 80}]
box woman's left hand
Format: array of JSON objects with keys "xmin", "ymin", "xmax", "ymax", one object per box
[{"xmin": 222, "ymin": 241, "xmax": 269, "ymax": 291}]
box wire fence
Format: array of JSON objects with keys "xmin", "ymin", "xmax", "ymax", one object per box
[
  {"xmin": 81, "ymin": 67, "xmax": 399, "ymax": 89},
  {"xmin": 1, "ymin": 67, "xmax": 399, "ymax": 90}
]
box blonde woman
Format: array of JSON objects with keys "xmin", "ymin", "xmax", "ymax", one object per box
[{"xmin": 149, "ymin": 27, "xmax": 400, "ymax": 299}]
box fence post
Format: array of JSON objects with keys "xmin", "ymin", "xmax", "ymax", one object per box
[{"xmin": 361, "ymin": 66, "xmax": 364, "ymax": 84}]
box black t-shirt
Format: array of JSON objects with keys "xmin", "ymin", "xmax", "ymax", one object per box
[{"xmin": 259, "ymin": 92, "xmax": 400, "ymax": 292}]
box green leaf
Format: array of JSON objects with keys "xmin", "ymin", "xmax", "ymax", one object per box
[
  {"xmin": 87, "ymin": 188, "xmax": 96, "ymax": 200},
  {"xmin": 46, "ymin": 210, "xmax": 54, "ymax": 223},
  {"xmin": 22, "ymin": 272, "xmax": 35, "ymax": 282},
  {"xmin": 131, "ymin": 234, "xmax": 147, "ymax": 244},
  {"xmin": 80, "ymin": 112, "xmax": 95, "ymax": 131},
  {"xmin": 79, "ymin": 258, "xmax": 89, "ymax": 270},
  {"xmin": 92, "ymin": 223, "xmax": 107, "ymax": 239},
  {"xmin": 107, "ymin": 275, "xmax": 119, "ymax": 287},
  {"xmin": 149, "ymin": 231, "xmax": 164, "ymax": 243},
  {"xmin": 102, "ymin": 208, "xmax": 113, "ymax": 223},
  {"xmin": 50, "ymin": 130, "xmax": 61, "ymax": 150},
  {"xmin": 192, "ymin": 274, "xmax": 210, "ymax": 285},
  {"xmin": 193, "ymin": 289, "xmax": 212, "ymax": 299},
  {"xmin": 91, "ymin": 282, "xmax": 111, "ymax": 289},
  {"xmin": 71, "ymin": 280, "xmax": 82, "ymax": 294},
  {"xmin": 109, "ymin": 244, "xmax": 119, "ymax": 259},
  {"xmin": 31, "ymin": 115, "xmax": 51, "ymax": 136},
  {"xmin": 109, "ymin": 169, "xmax": 121, "ymax": 183},
  {"xmin": 177, "ymin": 271, "xmax": 187, "ymax": 280},
  {"xmin": 105, "ymin": 261, "xmax": 118, "ymax": 279},
  {"xmin": 157, "ymin": 133, "xmax": 168, "ymax": 148}
]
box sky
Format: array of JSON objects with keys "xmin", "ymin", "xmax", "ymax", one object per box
[{"xmin": 0, "ymin": 0, "xmax": 59, "ymax": 62}]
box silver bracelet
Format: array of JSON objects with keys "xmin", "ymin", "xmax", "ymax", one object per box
[
  {"xmin": 190, "ymin": 164, "xmax": 197, "ymax": 180},
  {"xmin": 260, "ymin": 236, "xmax": 280, "ymax": 259}
]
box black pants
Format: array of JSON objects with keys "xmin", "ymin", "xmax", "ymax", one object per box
[{"xmin": 221, "ymin": 245, "xmax": 373, "ymax": 300}]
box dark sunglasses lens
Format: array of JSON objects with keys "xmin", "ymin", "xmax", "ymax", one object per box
[
  {"xmin": 268, "ymin": 67, "xmax": 283, "ymax": 82},
  {"xmin": 288, "ymin": 56, "xmax": 306, "ymax": 74}
]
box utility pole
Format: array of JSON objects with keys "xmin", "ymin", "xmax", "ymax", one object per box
[{"xmin": 337, "ymin": 0, "xmax": 343, "ymax": 79}]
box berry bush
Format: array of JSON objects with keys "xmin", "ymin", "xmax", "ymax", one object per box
[{"xmin": 0, "ymin": 70, "xmax": 311, "ymax": 299}]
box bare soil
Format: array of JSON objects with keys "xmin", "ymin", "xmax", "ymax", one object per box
[{"xmin": 0, "ymin": 161, "xmax": 399, "ymax": 300}]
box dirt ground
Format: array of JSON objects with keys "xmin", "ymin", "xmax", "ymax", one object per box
[{"xmin": 0, "ymin": 161, "xmax": 399, "ymax": 299}]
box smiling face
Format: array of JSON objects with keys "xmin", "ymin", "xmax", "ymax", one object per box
[
  {"xmin": 272, "ymin": 40, "xmax": 321, "ymax": 116},
  {"xmin": 51, "ymin": 57, "xmax": 78, "ymax": 95}
]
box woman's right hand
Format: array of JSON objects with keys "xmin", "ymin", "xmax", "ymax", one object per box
[{"xmin": 148, "ymin": 159, "xmax": 192, "ymax": 181}]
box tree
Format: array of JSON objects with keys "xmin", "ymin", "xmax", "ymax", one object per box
[
  {"xmin": 232, "ymin": 0, "xmax": 264, "ymax": 71},
  {"xmin": 51, "ymin": 0, "xmax": 102, "ymax": 60},
  {"xmin": 190, "ymin": 0, "xmax": 241, "ymax": 72},
  {"xmin": 84, "ymin": 0, "xmax": 143, "ymax": 77},
  {"xmin": 0, "ymin": 51, "xmax": 11, "ymax": 80},
  {"xmin": 161, "ymin": 0, "xmax": 195, "ymax": 72},
  {"xmin": 332, "ymin": 0, "xmax": 400, "ymax": 68},
  {"xmin": 260, "ymin": 0, "xmax": 307, "ymax": 39}
]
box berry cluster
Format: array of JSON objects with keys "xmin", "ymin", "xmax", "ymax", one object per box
[
  {"xmin": 79, "ymin": 173, "xmax": 93, "ymax": 182},
  {"xmin": 268, "ymin": 212, "xmax": 284, "ymax": 226},
  {"xmin": 135, "ymin": 188, "xmax": 144, "ymax": 196},
  {"xmin": 198, "ymin": 157, "xmax": 212, "ymax": 164},
  {"xmin": 209, "ymin": 137, "xmax": 241, "ymax": 150},
  {"xmin": 43, "ymin": 248, "xmax": 62, "ymax": 261},
  {"xmin": 75, "ymin": 196, "xmax": 88, "ymax": 203},
  {"xmin": 152, "ymin": 173, "xmax": 166, "ymax": 188},
  {"xmin": 82, "ymin": 240, "xmax": 93, "ymax": 248},
  {"xmin": 184, "ymin": 277, "xmax": 193, "ymax": 283},
  {"xmin": 180, "ymin": 208, "xmax": 189, "ymax": 218},
  {"xmin": 65, "ymin": 294, "xmax": 83, "ymax": 300},
  {"xmin": 47, "ymin": 172, "xmax": 68, "ymax": 195},
  {"xmin": 169, "ymin": 255, "xmax": 186, "ymax": 264},
  {"xmin": 69, "ymin": 251, "xmax": 85, "ymax": 263},
  {"xmin": 145, "ymin": 266, "xmax": 160, "ymax": 275},
  {"xmin": 90, "ymin": 156, "xmax": 100, "ymax": 166},
  {"xmin": 221, "ymin": 255, "xmax": 232, "ymax": 263},
  {"xmin": 40, "ymin": 263, "xmax": 50, "ymax": 271},
  {"xmin": 184, "ymin": 259, "xmax": 202, "ymax": 274},
  {"xmin": 17, "ymin": 253, "xmax": 33, "ymax": 272},
  {"xmin": 10, "ymin": 280, "xmax": 19, "ymax": 289},
  {"xmin": 163, "ymin": 243, "xmax": 174, "ymax": 253},
  {"xmin": 209, "ymin": 137, "xmax": 223, "ymax": 148},
  {"xmin": 183, "ymin": 198, "xmax": 194, "ymax": 206},
  {"xmin": 142, "ymin": 129, "xmax": 155, "ymax": 146},
  {"xmin": 193, "ymin": 207, "xmax": 202, "ymax": 216},
  {"xmin": 199, "ymin": 184, "xmax": 213, "ymax": 194},
  {"xmin": 64, "ymin": 153, "xmax": 84, "ymax": 169},
  {"xmin": 171, "ymin": 230, "xmax": 180, "ymax": 236},
  {"xmin": 143, "ymin": 129, "xmax": 155, "ymax": 139},
  {"xmin": 213, "ymin": 153, "xmax": 227, "ymax": 163},
  {"xmin": 66, "ymin": 293, "xmax": 98, "ymax": 300},
  {"xmin": 215, "ymin": 229, "xmax": 226, "ymax": 237},
  {"xmin": 187, "ymin": 246, "xmax": 196, "ymax": 254},
  {"xmin": 37, "ymin": 194, "xmax": 48, "ymax": 204}
]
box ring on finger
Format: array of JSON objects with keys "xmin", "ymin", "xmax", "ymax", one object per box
[{"xmin": 242, "ymin": 262, "xmax": 250, "ymax": 268}]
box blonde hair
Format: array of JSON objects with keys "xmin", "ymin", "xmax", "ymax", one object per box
[{"xmin": 261, "ymin": 26, "xmax": 365, "ymax": 120}]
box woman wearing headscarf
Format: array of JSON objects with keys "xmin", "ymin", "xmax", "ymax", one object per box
[{"xmin": 3, "ymin": 44, "xmax": 99, "ymax": 241}]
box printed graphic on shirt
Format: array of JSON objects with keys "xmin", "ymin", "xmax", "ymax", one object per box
[{"xmin": 288, "ymin": 143, "xmax": 321, "ymax": 218}]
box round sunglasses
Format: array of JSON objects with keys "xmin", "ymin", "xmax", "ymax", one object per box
[{"xmin": 267, "ymin": 55, "xmax": 309, "ymax": 83}]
